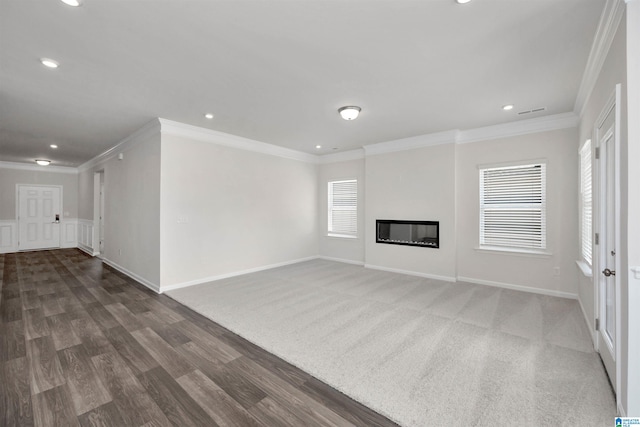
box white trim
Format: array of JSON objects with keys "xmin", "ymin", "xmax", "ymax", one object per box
[
  {"xmin": 574, "ymin": 0, "xmax": 626, "ymax": 117},
  {"xmin": 77, "ymin": 243, "xmax": 98, "ymax": 257},
  {"xmin": 364, "ymin": 130, "xmax": 458, "ymax": 156},
  {"xmin": 0, "ymin": 161, "xmax": 77, "ymax": 174},
  {"xmin": 78, "ymin": 119, "xmax": 161, "ymax": 172},
  {"xmin": 457, "ymin": 112, "xmax": 579, "ymax": 145},
  {"xmin": 158, "ymin": 118, "xmax": 317, "ymax": 164},
  {"xmin": 0, "ymin": 220, "xmax": 17, "ymax": 254},
  {"xmin": 317, "ymin": 256, "xmax": 364, "ymax": 266},
  {"xmin": 364, "ymin": 263, "xmax": 456, "ymax": 282},
  {"xmin": 457, "ymin": 276, "xmax": 578, "ymax": 299},
  {"xmin": 576, "ymin": 260, "xmax": 593, "ymax": 278},
  {"xmin": 61, "ymin": 218, "xmax": 77, "ymax": 248},
  {"xmin": 475, "ymin": 247, "xmax": 553, "ymax": 258},
  {"xmin": 160, "ymin": 256, "xmax": 318, "ymax": 293},
  {"xmin": 578, "ymin": 295, "xmax": 597, "ymax": 347},
  {"xmin": 631, "ymin": 267, "xmax": 640, "ymax": 280},
  {"xmin": 318, "ymin": 149, "xmax": 365, "ymax": 164},
  {"xmin": 101, "ymin": 257, "xmax": 160, "ymax": 293}
]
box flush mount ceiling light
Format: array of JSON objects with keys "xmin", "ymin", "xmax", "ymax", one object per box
[
  {"xmin": 204, "ymin": 113, "xmax": 214, "ymax": 119},
  {"xmin": 338, "ymin": 106, "xmax": 361, "ymax": 121},
  {"xmin": 315, "ymin": 145, "xmax": 322, "ymax": 149},
  {"xmin": 456, "ymin": 0, "xmax": 472, "ymax": 3},
  {"xmin": 50, "ymin": 144, "xmax": 58, "ymax": 149},
  {"xmin": 60, "ymin": 0, "xmax": 82, "ymax": 6},
  {"xmin": 40, "ymin": 58, "xmax": 59, "ymax": 69},
  {"xmin": 502, "ymin": 104, "xmax": 514, "ymax": 111},
  {"xmin": 36, "ymin": 160, "xmax": 51, "ymax": 166}
]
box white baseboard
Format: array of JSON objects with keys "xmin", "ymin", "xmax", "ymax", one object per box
[
  {"xmin": 100, "ymin": 257, "xmax": 160, "ymax": 294},
  {"xmin": 77, "ymin": 244, "xmax": 99, "ymax": 257},
  {"xmin": 364, "ymin": 263, "xmax": 456, "ymax": 282},
  {"xmin": 457, "ymin": 276, "xmax": 578, "ymax": 299},
  {"xmin": 160, "ymin": 256, "xmax": 319, "ymax": 293},
  {"xmin": 578, "ymin": 296, "xmax": 597, "ymax": 348},
  {"xmin": 317, "ymin": 256, "xmax": 364, "ymax": 266}
]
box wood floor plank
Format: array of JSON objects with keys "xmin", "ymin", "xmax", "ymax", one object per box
[
  {"xmin": 91, "ymin": 351, "xmax": 171, "ymax": 427},
  {"xmin": 102, "ymin": 326, "xmax": 159, "ymax": 375},
  {"xmin": 1, "ymin": 357, "xmax": 34, "ymax": 427},
  {"xmin": 47, "ymin": 313, "xmax": 82, "ymax": 350},
  {"xmin": 1, "ymin": 296, "xmax": 23, "ymax": 322},
  {"xmin": 39, "ymin": 295, "xmax": 65, "ymax": 317},
  {"xmin": 69, "ymin": 318, "xmax": 112, "ymax": 357},
  {"xmin": 58, "ymin": 345, "xmax": 112, "ymax": 415},
  {"xmin": 137, "ymin": 366, "xmax": 218, "ymax": 427},
  {"xmin": 85, "ymin": 302, "xmax": 119, "ymax": 331},
  {"xmin": 140, "ymin": 298, "xmax": 185, "ymax": 323},
  {"xmin": 77, "ymin": 401, "xmax": 126, "ymax": 427},
  {"xmin": 104, "ymin": 303, "xmax": 144, "ymax": 331},
  {"xmin": 175, "ymin": 342, "xmax": 267, "ymax": 410},
  {"xmin": 25, "ymin": 336, "xmax": 65, "ymax": 395},
  {"xmin": 21, "ymin": 290, "xmax": 42, "ymax": 311},
  {"xmin": 24, "ymin": 308, "xmax": 50, "ymax": 341},
  {"xmin": 150, "ymin": 323, "xmax": 191, "ymax": 348},
  {"xmin": 173, "ymin": 320, "xmax": 241, "ymax": 364},
  {"xmin": 0, "ymin": 320, "xmax": 26, "ymax": 361},
  {"xmin": 32, "ymin": 385, "xmax": 80, "ymax": 427},
  {"xmin": 85, "ymin": 287, "xmax": 118, "ymax": 306},
  {"xmin": 228, "ymin": 356, "xmax": 355, "ymax": 427},
  {"xmin": 248, "ymin": 396, "xmax": 309, "ymax": 427},
  {"xmin": 176, "ymin": 369, "xmax": 263, "ymax": 427},
  {"xmin": 130, "ymin": 327, "xmax": 194, "ymax": 378}
]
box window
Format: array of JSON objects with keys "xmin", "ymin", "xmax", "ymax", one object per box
[
  {"xmin": 328, "ymin": 179, "xmax": 357, "ymax": 238},
  {"xmin": 479, "ymin": 163, "xmax": 546, "ymax": 251},
  {"xmin": 580, "ymin": 141, "xmax": 592, "ymax": 265}
]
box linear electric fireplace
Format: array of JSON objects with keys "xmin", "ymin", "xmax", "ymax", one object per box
[{"xmin": 376, "ymin": 220, "xmax": 439, "ymax": 248}]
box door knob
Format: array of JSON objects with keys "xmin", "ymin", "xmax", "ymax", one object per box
[{"xmin": 603, "ymin": 268, "xmax": 616, "ymax": 277}]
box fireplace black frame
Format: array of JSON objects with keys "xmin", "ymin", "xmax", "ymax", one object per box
[{"xmin": 376, "ymin": 219, "xmax": 439, "ymax": 249}]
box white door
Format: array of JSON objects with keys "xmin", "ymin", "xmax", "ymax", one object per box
[
  {"xmin": 596, "ymin": 86, "xmax": 620, "ymax": 393},
  {"xmin": 18, "ymin": 185, "xmax": 62, "ymax": 250}
]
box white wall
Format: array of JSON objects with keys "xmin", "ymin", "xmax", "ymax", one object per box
[
  {"xmin": 364, "ymin": 143, "xmax": 457, "ymax": 280},
  {"xmin": 456, "ymin": 128, "xmax": 579, "ymax": 297},
  {"xmin": 318, "ymin": 158, "xmax": 365, "ymax": 264},
  {"xmin": 159, "ymin": 132, "xmax": 318, "ymax": 290},
  {"xmin": 77, "ymin": 123, "xmax": 162, "ymax": 290}
]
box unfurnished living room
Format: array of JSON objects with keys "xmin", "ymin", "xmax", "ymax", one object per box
[{"xmin": 1, "ymin": 0, "xmax": 639, "ymax": 426}]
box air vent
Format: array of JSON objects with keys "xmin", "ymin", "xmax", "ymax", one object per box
[{"xmin": 518, "ymin": 107, "xmax": 546, "ymax": 115}]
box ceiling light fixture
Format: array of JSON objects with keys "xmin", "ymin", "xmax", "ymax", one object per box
[
  {"xmin": 338, "ymin": 106, "xmax": 361, "ymax": 121},
  {"xmin": 50, "ymin": 144, "xmax": 58, "ymax": 149},
  {"xmin": 456, "ymin": 0, "xmax": 471, "ymax": 3},
  {"xmin": 204, "ymin": 113, "xmax": 214, "ymax": 119},
  {"xmin": 36, "ymin": 160, "xmax": 51, "ymax": 166},
  {"xmin": 502, "ymin": 104, "xmax": 514, "ymax": 111},
  {"xmin": 315, "ymin": 145, "xmax": 322, "ymax": 149},
  {"xmin": 60, "ymin": 0, "xmax": 82, "ymax": 6},
  {"xmin": 40, "ymin": 58, "xmax": 59, "ymax": 69}
]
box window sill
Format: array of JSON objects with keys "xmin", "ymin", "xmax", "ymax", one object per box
[
  {"xmin": 327, "ymin": 234, "xmax": 358, "ymax": 239},
  {"xmin": 475, "ymin": 246, "xmax": 552, "ymax": 258},
  {"xmin": 576, "ymin": 260, "xmax": 593, "ymax": 278}
]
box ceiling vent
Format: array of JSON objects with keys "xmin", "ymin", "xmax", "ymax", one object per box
[{"xmin": 518, "ymin": 107, "xmax": 546, "ymax": 115}]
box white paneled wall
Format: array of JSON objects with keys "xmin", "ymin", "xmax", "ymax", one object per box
[
  {"xmin": 0, "ymin": 220, "xmax": 17, "ymax": 253},
  {"xmin": 61, "ymin": 219, "xmax": 78, "ymax": 248},
  {"xmin": 78, "ymin": 219, "xmax": 97, "ymax": 255}
]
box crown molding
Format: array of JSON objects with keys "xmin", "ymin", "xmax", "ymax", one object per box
[
  {"xmin": 318, "ymin": 149, "xmax": 365, "ymax": 164},
  {"xmin": 456, "ymin": 112, "xmax": 579, "ymax": 144},
  {"xmin": 159, "ymin": 119, "xmax": 317, "ymax": 164},
  {"xmin": 574, "ymin": 0, "xmax": 626, "ymax": 117},
  {"xmin": 364, "ymin": 130, "xmax": 458, "ymax": 156},
  {"xmin": 0, "ymin": 161, "xmax": 78, "ymax": 174},
  {"xmin": 78, "ymin": 119, "xmax": 161, "ymax": 172}
]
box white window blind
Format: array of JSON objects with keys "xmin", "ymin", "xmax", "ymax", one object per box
[
  {"xmin": 479, "ymin": 163, "xmax": 546, "ymax": 250},
  {"xmin": 328, "ymin": 179, "xmax": 357, "ymax": 237},
  {"xmin": 580, "ymin": 141, "xmax": 593, "ymax": 265}
]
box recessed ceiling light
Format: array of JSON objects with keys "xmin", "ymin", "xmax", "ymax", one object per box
[
  {"xmin": 204, "ymin": 113, "xmax": 214, "ymax": 119},
  {"xmin": 40, "ymin": 58, "xmax": 59, "ymax": 69},
  {"xmin": 36, "ymin": 160, "xmax": 51, "ymax": 166},
  {"xmin": 60, "ymin": 0, "xmax": 82, "ymax": 6},
  {"xmin": 50, "ymin": 144, "xmax": 58, "ymax": 149},
  {"xmin": 502, "ymin": 104, "xmax": 514, "ymax": 111},
  {"xmin": 456, "ymin": 0, "xmax": 472, "ymax": 4},
  {"xmin": 338, "ymin": 106, "xmax": 361, "ymax": 121},
  {"xmin": 315, "ymin": 145, "xmax": 322, "ymax": 149}
]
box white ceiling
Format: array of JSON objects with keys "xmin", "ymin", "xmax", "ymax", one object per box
[{"xmin": 0, "ymin": 0, "xmax": 605, "ymax": 167}]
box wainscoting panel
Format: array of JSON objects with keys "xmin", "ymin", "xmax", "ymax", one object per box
[
  {"xmin": 61, "ymin": 218, "xmax": 78, "ymax": 248},
  {"xmin": 78, "ymin": 219, "xmax": 97, "ymax": 255},
  {"xmin": 0, "ymin": 220, "xmax": 17, "ymax": 254}
]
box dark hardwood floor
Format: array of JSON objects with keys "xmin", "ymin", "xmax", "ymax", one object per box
[{"xmin": 0, "ymin": 249, "xmax": 398, "ymax": 427}]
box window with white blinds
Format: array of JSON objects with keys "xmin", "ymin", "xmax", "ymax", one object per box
[
  {"xmin": 328, "ymin": 179, "xmax": 357, "ymax": 238},
  {"xmin": 580, "ymin": 141, "xmax": 593, "ymax": 265},
  {"xmin": 479, "ymin": 163, "xmax": 546, "ymax": 250}
]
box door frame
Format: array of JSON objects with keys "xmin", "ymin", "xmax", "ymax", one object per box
[
  {"xmin": 15, "ymin": 184, "xmax": 63, "ymax": 250},
  {"xmin": 593, "ymin": 84, "xmax": 621, "ymax": 399},
  {"xmin": 93, "ymin": 170, "xmax": 105, "ymax": 257}
]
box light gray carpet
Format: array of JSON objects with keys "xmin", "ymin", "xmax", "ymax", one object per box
[{"xmin": 168, "ymin": 259, "xmax": 616, "ymax": 426}]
